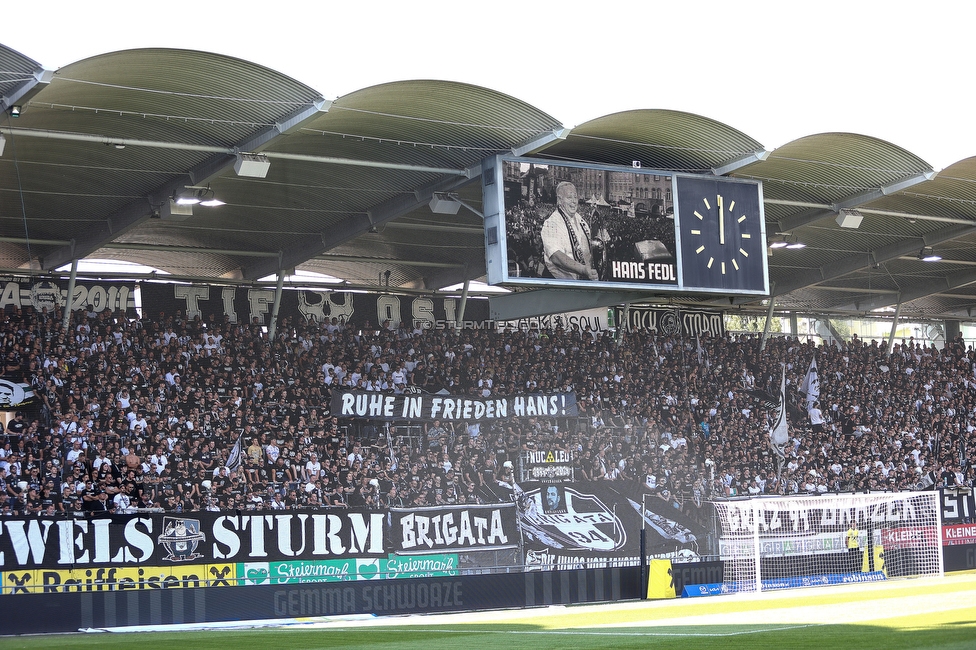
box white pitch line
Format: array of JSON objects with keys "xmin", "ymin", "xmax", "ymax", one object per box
[
  {"xmin": 495, "ymin": 624, "xmax": 824, "ymax": 637},
  {"xmin": 315, "ymin": 624, "xmax": 824, "ymax": 638}
]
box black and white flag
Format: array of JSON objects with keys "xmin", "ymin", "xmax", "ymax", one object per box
[
  {"xmin": 800, "ymin": 356, "xmax": 819, "ymax": 407},
  {"xmin": 226, "ymin": 433, "xmax": 244, "ymax": 472}
]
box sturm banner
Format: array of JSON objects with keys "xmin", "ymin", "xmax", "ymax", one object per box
[
  {"xmin": 0, "ymin": 510, "xmax": 385, "ymax": 570},
  {"xmin": 331, "ymin": 389, "xmax": 578, "ymax": 422},
  {"xmin": 139, "ymin": 284, "xmax": 489, "ymax": 329},
  {"xmin": 940, "ymin": 487, "xmax": 975, "ymax": 524},
  {"xmin": 615, "ymin": 305, "xmax": 725, "ymax": 338},
  {"xmin": 0, "ymin": 278, "xmax": 136, "ymax": 316}
]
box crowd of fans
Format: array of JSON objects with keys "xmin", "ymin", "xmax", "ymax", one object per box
[{"xmin": 0, "ymin": 301, "xmax": 973, "ymax": 519}]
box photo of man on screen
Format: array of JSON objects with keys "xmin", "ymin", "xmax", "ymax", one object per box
[
  {"xmin": 541, "ymin": 181, "xmax": 599, "ymax": 281},
  {"xmin": 501, "ymin": 160, "xmax": 677, "ymax": 286}
]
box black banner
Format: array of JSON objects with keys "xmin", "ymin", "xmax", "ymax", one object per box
[
  {"xmin": 0, "ymin": 278, "xmax": 136, "ymax": 316},
  {"xmin": 331, "ymin": 390, "xmax": 578, "ymax": 422},
  {"xmin": 390, "ymin": 504, "xmax": 519, "ymax": 554},
  {"xmin": 615, "ymin": 305, "xmax": 725, "ymax": 338},
  {"xmin": 139, "ymin": 284, "xmax": 489, "ymax": 329},
  {"xmin": 0, "ymin": 510, "xmax": 386, "ymax": 569},
  {"xmin": 940, "ymin": 488, "xmax": 976, "ymax": 524},
  {"xmin": 494, "ymin": 309, "xmax": 611, "ymax": 333},
  {"xmin": 0, "ymin": 486, "xmax": 688, "ymax": 572},
  {"xmin": 518, "ymin": 481, "xmax": 705, "ymax": 570}
]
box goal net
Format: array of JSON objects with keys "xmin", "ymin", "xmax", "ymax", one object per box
[{"xmin": 712, "ymin": 492, "xmax": 943, "ymax": 593}]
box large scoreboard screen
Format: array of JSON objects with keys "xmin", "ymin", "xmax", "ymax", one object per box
[{"xmin": 482, "ymin": 155, "xmax": 769, "ymax": 296}]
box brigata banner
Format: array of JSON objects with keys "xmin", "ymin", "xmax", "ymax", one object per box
[
  {"xmin": 390, "ymin": 504, "xmax": 518, "ymax": 554},
  {"xmin": 0, "ymin": 510, "xmax": 385, "ymax": 570},
  {"xmin": 331, "ymin": 389, "xmax": 578, "ymax": 422}
]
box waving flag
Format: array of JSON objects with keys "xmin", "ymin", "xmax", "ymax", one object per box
[
  {"xmin": 769, "ymin": 366, "xmax": 789, "ymax": 462},
  {"xmin": 800, "ymin": 356, "xmax": 819, "ymax": 407},
  {"xmin": 226, "ymin": 433, "xmax": 244, "ymax": 472},
  {"xmin": 769, "ymin": 366, "xmax": 790, "ymax": 482}
]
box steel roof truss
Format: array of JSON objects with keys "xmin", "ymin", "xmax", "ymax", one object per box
[
  {"xmin": 771, "ymin": 223, "xmax": 976, "ymax": 297},
  {"xmin": 852, "ymin": 267, "xmax": 976, "ymax": 312},
  {"xmin": 776, "ymin": 170, "xmax": 936, "ymax": 233},
  {"xmin": 39, "ymin": 98, "xmax": 332, "ymax": 271},
  {"xmin": 711, "ymin": 149, "xmax": 770, "ymax": 176},
  {"xmin": 0, "ymin": 67, "xmax": 53, "ymax": 114}
]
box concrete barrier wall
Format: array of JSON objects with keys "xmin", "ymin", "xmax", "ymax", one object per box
[{"xmin": 1, "ymin": 566, "xmax": 641, "ymax": 635}]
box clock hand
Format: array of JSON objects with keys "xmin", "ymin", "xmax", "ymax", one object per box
[{"xmin": 718, "ymin": 194, "xmax": 724, "ymax": 245}]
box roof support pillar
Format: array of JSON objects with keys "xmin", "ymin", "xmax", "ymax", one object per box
[
  {"xmin": 267, "ymin": 267, "xmax": 285, "ymax": 341},
  {"xmin": 456, "ymin": 276, "xmax": 471, "ymax": 327},
  {"xmin": 62, "ymin": 258, "xmax": 78, "ymax": 331},
  {"xmin": 760, "ymin": 296, "xmax": 776, "ymax": 351},
  {"xmin": 887, "ymin": 301, "xmax": 903, "ymax": 356}
]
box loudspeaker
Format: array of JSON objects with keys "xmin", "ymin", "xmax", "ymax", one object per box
[
  {"xmin": 234, "ymin": 153, "xmax": 271, "ymax": 178},
  {"xmin": 835, "ymin": 212, "xmax": 863, "ymax": 229}
]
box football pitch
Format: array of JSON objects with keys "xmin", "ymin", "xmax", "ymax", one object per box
[{"xmin": 3, "ymin": 572, "xmax": 975, "ymax": 649}]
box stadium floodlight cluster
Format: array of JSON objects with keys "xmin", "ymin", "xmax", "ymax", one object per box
[{"xmin": 713, "ymin": 492, "xmax": 943, "ymax": 593}]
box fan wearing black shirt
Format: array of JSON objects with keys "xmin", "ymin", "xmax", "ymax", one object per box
[{"xmin": 6, "ymin": 412, "xmax": 27, "ymax": 437}]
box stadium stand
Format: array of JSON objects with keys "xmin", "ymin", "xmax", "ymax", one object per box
[{"xmin": 0, "ymin": 302, "xmax": 971, "ymax": 520}]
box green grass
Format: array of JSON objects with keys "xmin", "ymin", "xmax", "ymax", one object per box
[
  {"xmin": 3, "ymin": 574, "xmax": 975, "ymax": 650},
  {"xmin": 2, "ymin": 623, "xmax": 974, "ymax": 650}
]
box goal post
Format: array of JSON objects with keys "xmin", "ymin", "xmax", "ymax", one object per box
[{"xmin": 712, "ymin": 492, "xmax": 943, "ymax": 593}]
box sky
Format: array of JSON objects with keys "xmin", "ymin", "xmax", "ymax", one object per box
[{"xmin": 4, "ymin": 1, "xmax": 976, "ymax": 171}]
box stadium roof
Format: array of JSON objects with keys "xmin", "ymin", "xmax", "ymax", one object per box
[{"xmin": 4, "ymin": 44, "xmax": 976, "ymax": 322}]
